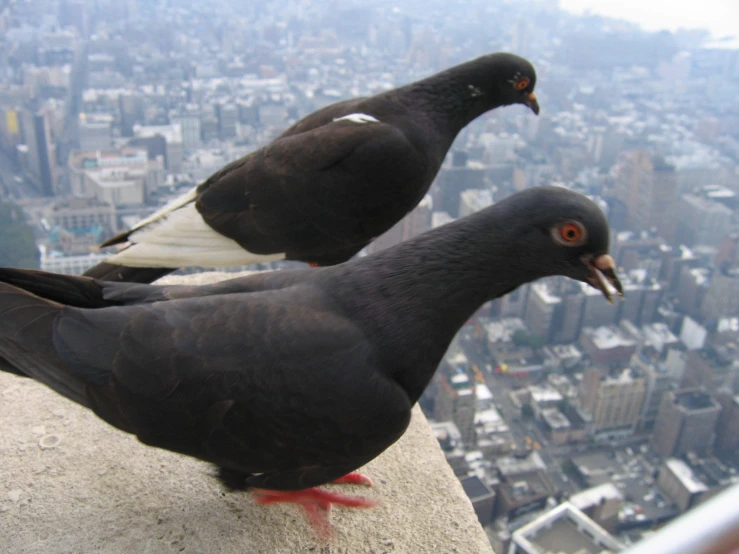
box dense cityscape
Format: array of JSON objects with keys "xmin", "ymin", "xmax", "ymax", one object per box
[{"xmin": 1, "ymin": 0, "xmax": 738, "ymax": 552}]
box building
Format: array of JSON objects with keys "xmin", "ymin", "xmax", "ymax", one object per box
[
  {"xmin": 458, "ymin": 188, "xmax": 493, "ymax": 218},
  {"xmin": 216, "ymin": 102, "xmax": 238, "ymax": 139},
  {"xmin": 714, "ymin": 392, "xmax": 739, "ymax": 454},
  {"xmin": 430, "ymin": 421, "xmax": 468, "ymax": 477},
  {"xmin": 676, "ymin": 194, "xmax": 733, "ymax": 248},
  {"xmin": 432, "ymin": 151, "xmax": 486, "ymax": 217},
  {"xmin": 677, "ymin": 267, "xmax": 710, "ymax": 319},
  {"xmin": 612, "ymin": 229, "xmax": 665, "ymax": 278},
  {"xmin": 631, "ymin": 352, "xmax": 676, "ymax": 431},
  {"xmin": 19, "ymin": 104, "xmax": 59, "ymax": 195},
  {"xmin": 170, "ymin": 113, "xmax": 201, "ymax": 150},
  {"xmin": 681, "ymin": 348, "xmax": 734, "ymax": 393},
  {"xmin": 617, "ymin": 270, "xmax": 662, "ymax": 326},
  {"xmin": 579, "ymin": 326, "xmax": 638, "ymax": 366},
  {"xmin": 701, "ymin": 268, "xmax": 739, "ymax": 321},
  {"xmin": 613, "ymin": 150, "xmax": 678, "ymax": 242},
  {"xmin": 434, "ymin": 360, "xmax": 476, "ymax": 446},
  {"xmin": 366, "ymin": 195, "xmax": 432, "ymax": 254},
  {"xmin": 131, "ymin": 123, "xmax": 184, "ymax": 173},
  {"xmin": 495, "ymin": 452, "xmax": 556, "ymax": 521},
  {"xmin": 78, "ymin": 112, "xmax": 113, "ymax": 151},
  {"xmin": 460, "ymin": 476, "xmax": 496, "ymax": 527},
  {"xmin": 580, "ymin": 367, "xmax": 646, "ymax": 436},
  {"xmin": 651, "ymin": 389, "xmax": 722, "ymax": 459},
  {"xmin": 656, "ymin": 458, "xmax": 709, "ymax": 513},
  {"xmin": 68, "ymin": 147, "xmax": 165, "ymax": 206},
  {"xmin": 569, "ymin": 483, "xmax": 624, "ymax": 533},
  {"xmin": 509, "ymin": 501, "xmax": 624, "ymax": 554},
  {"xmin": 39, "ymin": 245, "xmax": 110, "ymax": 276}
]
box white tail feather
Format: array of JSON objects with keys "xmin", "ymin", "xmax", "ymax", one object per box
[{"xmin": 106, "ymin": 203, "xmax": 285, "ymax": 268}]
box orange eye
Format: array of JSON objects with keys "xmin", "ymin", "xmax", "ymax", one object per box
[
  {"xmin": 560, "ymin": 223, "xmax": 583, "ymax": 243},
  {"xmin": 515, "ymin": 77, "xmax": 530, "ymax": 91}
]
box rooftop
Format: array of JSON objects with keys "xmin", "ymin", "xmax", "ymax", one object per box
[
  {"xmin": 583, "ymin": 326, "xmax": 637, "ymax": 351},
  {"xmin": 674, "ymin": 389, "xmax": 719, "ymax": 411},
  {"xmin": 512, "ymin": 502, "xmax": 623, "ymax": 554},
  {"xmin": 570, "ymin": 483, "xmax": 624, "ymax": 511},
  {"xmin": 664, "ymin": 458, "xmax": 709, "ymax": 494}
]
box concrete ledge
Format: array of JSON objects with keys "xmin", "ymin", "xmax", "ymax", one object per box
[{"xmin": 0, "ymin": 271, "xmax": 494, "ymax": 554}]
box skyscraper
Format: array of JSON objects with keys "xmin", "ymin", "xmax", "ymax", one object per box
[
  {"xmin": 651, "ymin": 389, "xmax": 722, "ymax": 458},
  {"xmin": 613, "ymin": 151, "xmax": 678, "ymax": 242}
]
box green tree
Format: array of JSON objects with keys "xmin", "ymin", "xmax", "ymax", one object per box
[{"xmin": 0, "ymin": 201, "xmax": 39, "ymax": 269}]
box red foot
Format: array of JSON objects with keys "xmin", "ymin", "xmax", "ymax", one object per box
[
  {"xmin": 331, "ymin": 471, "xmax": 373, "ymax": 486},
  {"xmin": 308, "ymin": 262, "xmax": 319, "ymax": 268},
  {"xmin": 252, "ymin": 485, "xmax": 376, "ymax": 539}
]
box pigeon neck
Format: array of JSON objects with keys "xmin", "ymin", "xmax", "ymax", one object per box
[
  {"xmin": 399, "ymin": 63, "xmax": 508, "ymax": 139},
  {"xmin": 335, "ymin": 207, "xmax": 536, "ymax": 403}
]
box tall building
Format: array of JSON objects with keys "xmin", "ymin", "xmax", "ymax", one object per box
[
  {"xmin": 432, "ymin": 151, "xmax": 486, "ymax": 217},
  {"xmin": 434, "ymin": 358, "xmax": 476, "ymax": 446},
  {"xmin": 701, "ymin": 268, "xmax": 739, "ymax": 320},
  {"xmin": 19, "ymin": 105, "xmax": 58, "ymax": 195},
  {"xmin": 131, "ymin": 123, "xmax": 184, "ymax": 172},
  {"xmin": 651, "ymin": 389, "xmax": 722, "ymax": 459},
  {"xmin": 714, "ymin": 391, "xmax": 739, "ymax": 454},
  {"xmin": 613, "ymin": 151, "xmax": 678, "ymax": 242},
  {"xmin": 170, "ymin": 113, "xmax": 201, "ymax": 151},
  {"xmin": 216, "ymin": 102, "xmax": 238, "ymax": 140},
  {"xmin": 676, "ymin": 194, "xmax": 733, "ymax": 248},
  {"xmin": 78, "ymin": 113, "xmax": 113, "ymax": 151},
  {"xmin": 631, "ymin": 353, "xmax": 676, "ymax": 431},
  {"xmin": 681, "ymin": 348, "xmax": 734, "ymax": 393},
  {"xmin": 656, "ymin": 458, "xmax": 709, "ymax": 513},
  {"xmin": 460, "ymin": 476, "xmax": 496, "ymax": 527},
  {"xmin": 612, "ymin": 229, "xmax": 665, "ymax": 278},
  {"xmin": 580, "ymin": 367, "xmax": 646, "ymax": 435}
]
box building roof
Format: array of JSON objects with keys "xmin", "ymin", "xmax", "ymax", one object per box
[
  {"xmin": 664, "ymin": 458, "xmax": 709, "ymax": 494},
  {"xmin": 583, "ymin": 326, "xmax": 637, "ymax": 351},
  {"xmin": 570, "ymin": 483, "xmax": 623, "ymax": 511},
  {"xmin": 461, "ymin": 475, "xmax": 494, "ymax": 501},
  {"xmin": 512, "ymin": 502, "xmax": 623, "ymax": 554}
]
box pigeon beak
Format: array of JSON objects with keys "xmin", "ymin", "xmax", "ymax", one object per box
[
  {"xmin": 525, "ymin": 92, "xmax": 540, "ymax": 115},
  {"xmin": 582, "ymin": 254, "xmax": 624, "ymax": 304}
]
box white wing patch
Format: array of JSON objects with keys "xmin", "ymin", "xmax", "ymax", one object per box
[
  {"xmin": 333, "ymin": 113, "xmax": 380, "ymax": 124},
  {"xmin": 106, "ymin": 203, "xmax": 286, "ymax": 268}
]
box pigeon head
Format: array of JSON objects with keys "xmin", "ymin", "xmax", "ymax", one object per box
[
  {"xmin": 501, "ymin": 186, "xmax": 623, "ymax": 303},
  {"xmin": 472, "ymin": 53, "xmax": 539, "ymax": 115}
]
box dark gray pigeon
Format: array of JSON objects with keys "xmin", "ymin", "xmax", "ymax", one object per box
[
  {"xmin": 0, "ymin": 186, "xmax": 621, "ymax": 537},
  {"xmin": 84, "ymin": 52, "xmax": 539, "ymax": 284}
]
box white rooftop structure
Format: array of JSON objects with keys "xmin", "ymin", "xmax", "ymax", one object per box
[
  {"xmin": 664, "ymin": 458, "xmax": 709, "ymax": 494},
  {"xmin": 510, "ymin": 501, "xmax": 624, "ymax": 554}
]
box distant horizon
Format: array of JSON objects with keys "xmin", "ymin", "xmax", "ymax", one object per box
[{"xmin": 559, "ymin": 0, "xmax": 738, "ymax": 40}]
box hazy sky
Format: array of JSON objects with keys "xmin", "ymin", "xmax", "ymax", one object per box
[{"xmin": 559, "ymin": 0, "xmax": 739, "ymax": 39}]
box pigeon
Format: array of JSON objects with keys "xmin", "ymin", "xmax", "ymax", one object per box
[
  {"xmin": 84, "ymin": 52, "xmax": 539, "ymax": 284},
  {"xmin": 0, "ymin": 186, "xmax": 621, "ymax": 537}
]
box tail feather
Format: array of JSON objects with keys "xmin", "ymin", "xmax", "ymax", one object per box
[
  {"xmin": 0, "ymin": 267, "xmax": 115, "ymax": 308},
  {"xmin": 0, "ymin": 284, "xmax": 89, "ymax": 406},
  {"xmin": 82, "ymin": 262, "xmax": 174, "ymax": 284}
]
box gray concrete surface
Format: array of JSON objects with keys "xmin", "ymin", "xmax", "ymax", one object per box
[{"xmin": 0, "ymin": 271, "xmax": 494, "ymax": 554}]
